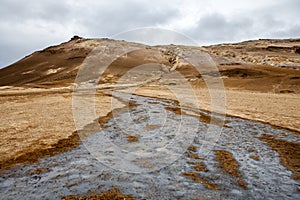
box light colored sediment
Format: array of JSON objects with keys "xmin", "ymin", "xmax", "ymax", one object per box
[
  {"xmin": 1, "ymin": 83, "xmax": 299, "ymax": 169},
  {"xmin": 131, "ymin": 86, "xmax": 300, "ymax": 132},
  {"xmin": 0, "ymin": 88, "xmax": 125, "ymax": 169}
]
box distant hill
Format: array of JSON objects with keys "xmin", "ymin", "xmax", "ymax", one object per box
[{"xmin": 0, "ymin": 37, "xmax": 299, "ymax": 89}]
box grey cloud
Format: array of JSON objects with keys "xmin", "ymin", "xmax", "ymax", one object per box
[
  {"xmin": 190, "ymin": 13, "xmax": 254, "ymax": 44},
  {"xmin": 187, "ymin": 0, "xmax": 300, "ymax": 45},
  {"xmin": 0, "ymin": 0, "xmax": 299, "ymax": 68},
  {"xmin": 0, "ymin": 0, "xmax": 70, "ymax": 22},
  {"xmin": 79, "ymin": 1, "xmax": 179, "ymax": 36},
  {"xmin": 112, "ymin": 28, "xmax": 196, "ymax": 45},
  {"xmin": 0, "ymin": 0, "xmax": 180, "ymax": 67},
  {"xmin": 272, "ymin": 25, "xmax": 300, "ymax": 38}
]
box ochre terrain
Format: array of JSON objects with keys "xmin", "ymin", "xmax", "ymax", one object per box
[{"xmin": 0, "ymin": 37, "xmax": 299, "ymax": 177}]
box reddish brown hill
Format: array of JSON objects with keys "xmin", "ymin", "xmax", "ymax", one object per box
[
  {"xmin": 0, "ymin": 36, "xmax": 92, "ymax": 87},
  {"xmin": 0, "ymin": 37, "xmax": 299, "ymax": 93}
]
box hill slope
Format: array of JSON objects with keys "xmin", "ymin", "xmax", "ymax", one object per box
[{"xmin": 0, "ymin": 37, "xmax": 299, "ymax": 93}]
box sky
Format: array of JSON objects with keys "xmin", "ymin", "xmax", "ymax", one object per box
[{"xmin": 0, "ymin": 0, "xmax": 299, "ymax": 68}]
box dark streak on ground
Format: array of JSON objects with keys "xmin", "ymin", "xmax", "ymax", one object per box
[
  {"xmin": 214, "ymin": 150, "xmax": 248, "ymax": 190},
  {"xmin": 259, "ymin": 134, "xmax": 300, "ymax": 180}
]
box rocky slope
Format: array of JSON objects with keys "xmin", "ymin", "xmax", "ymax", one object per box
[
  {"xmin": 203, "ymin": 38, "xmax": 300, "ymax": 68},
  {"xmin": 1, "ymin": 37, "xmax": 299, "ymax": 90}
]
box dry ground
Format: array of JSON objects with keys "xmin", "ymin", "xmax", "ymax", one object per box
[
  {"xmin": 0, "ymin": 81, "xmax": 298, "ymax": 171},
  {"xmin": 0, "ymin": 37, "xmax": 299, "ymax": 174},
  {"xmin": 0, "ymin": 88, "xmax": 125, "ymax": 170},
  {"xmin": 133, "ymin": 86, "xmax": 300, "ymax": 132}
]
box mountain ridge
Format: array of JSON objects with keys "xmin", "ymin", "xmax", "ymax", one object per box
[{"xmin": 0, "ymin": 37, "xmax": 299, "ymax": 89}]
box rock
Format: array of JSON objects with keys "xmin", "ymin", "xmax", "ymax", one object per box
[{"xmin": 70, "ymin": 35, "xmax": 82, "ymax": 41}]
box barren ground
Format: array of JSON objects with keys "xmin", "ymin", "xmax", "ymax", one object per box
[
  {"xmin": 0, "ymin": 88, "xmax": 125, "ymax": 170},
  {"xmin": 0, "ymin": 37, "xmax": 299, "ymax": 199}
]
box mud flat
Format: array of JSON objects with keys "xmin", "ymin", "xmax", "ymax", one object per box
[
  {"xmin": 1, "ymin": 93, "xmax": 299, "ymax": 199},
  {"xmin": 132, "ymin": 86, "xmax": 300, "ymax": 132}
]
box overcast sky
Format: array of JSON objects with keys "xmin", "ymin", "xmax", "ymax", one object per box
[{"xmin": 0, "ymin": 0, "xmax": 299, "ymax": 68}]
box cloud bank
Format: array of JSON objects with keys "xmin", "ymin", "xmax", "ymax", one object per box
[{"xmin": 0, "ymin": 0, "xmax": 299, "ymax": 67}]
